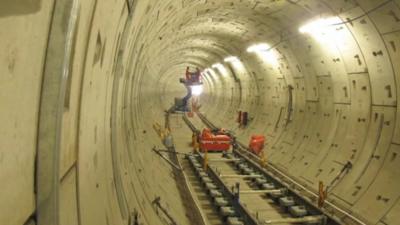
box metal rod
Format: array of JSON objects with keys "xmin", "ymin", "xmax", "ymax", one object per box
[
  {"xmin": 219, "ymin": 174, "xmax": 262, "ymax": 178},
  {"xmin": 152, "ymin": 147, "xmax": 182, "ymax": 171},
  {"xmin": 239, "ymin": 189, "xmax": 282, "ymax": 194},
  {"xmin": 208, "ymin": 158, "xmax": 241, "ymax": 162},
  {"xmin": 155, "ymin": 149, "xmax": 192, "ymax": 156},
  {"xmin": 264, "ymin": 215, "xmax": 325, "ymax": 224}
]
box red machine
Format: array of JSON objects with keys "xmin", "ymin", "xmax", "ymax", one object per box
[
  {"xmin": 249, "ymin": 135, "xmax": 265, "ymax": 155},
  {"xmin": 200, "ymin": 128, "xmax": 231, "ymax": 152}
]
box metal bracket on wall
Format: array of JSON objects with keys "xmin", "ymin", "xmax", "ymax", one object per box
[
  {"xmin": 129, "ymin": 210, "xmax": 141, "ymax": 225},
  {"xmin": 152, "ymin": 147, "xmax": 182, "ymax": 171},
  {"xmin": 152, "ymin": 197, "xmax": 179, "ymax": 225},
  {"xmin": 326, "ymin": 161, "xmax": 353, "ymax": 192}
]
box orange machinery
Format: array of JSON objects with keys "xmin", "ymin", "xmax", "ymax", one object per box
[
  {"xmin": 249, "ymin": 135, "xmax": 265, "ymax": 155},
  {"xmin": 200, "ymin": 128, "xmax": 231, "ymax": 152}
]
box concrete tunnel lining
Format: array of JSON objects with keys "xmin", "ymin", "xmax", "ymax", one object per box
[{"xmin": 1, "ymin": 0, "xmax": 400, "ymax": 225}]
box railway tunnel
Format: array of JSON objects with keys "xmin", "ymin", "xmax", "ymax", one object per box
[{"xmin": 1, "ymin": 0, "xmax": 400, "ymax": 225}]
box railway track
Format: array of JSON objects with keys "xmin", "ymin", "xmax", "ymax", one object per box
[
  {"xmin": 181, "ymin": 158, "xmax": 225, "ymax": 225},
  {"xmin": 180, "ymin": 113, "xmax": 336, "ymax": 225},
  {"xmin": 167, "ymin": 113, "xmax": 225, "ymax": 225}
]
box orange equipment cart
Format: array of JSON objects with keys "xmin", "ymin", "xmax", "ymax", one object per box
[{"xmin": 200, "ymin": 128, "xmax": 231, "ymax": 152}]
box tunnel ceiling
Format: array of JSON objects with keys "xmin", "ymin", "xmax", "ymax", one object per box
[{"xmin": 141, "ymin": 0, "xmax": 362, "ymax": 85}]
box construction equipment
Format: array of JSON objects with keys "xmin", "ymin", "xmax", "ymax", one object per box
[
  {"xmin": 169, "ymin": 67, "xmax": 203, "ymax": 113},
  {"xmin": 185, "ymin": 67, "xmax": 202, "ymax": 85},
  {"xmin": 248, "ymin": 135, "xmax": 265, "ymax": 155},
  {"xmin": 199, "ymin": 128, "xmax": 231, "ymax": 152},
  {"xmin": 171, "ymin": 82, "xmax": 191, "ymax": 112}
]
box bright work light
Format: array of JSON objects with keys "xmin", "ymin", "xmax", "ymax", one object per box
[{"xmin": 191, "ymin": 85, "xmax": 203, "ymax": 96}]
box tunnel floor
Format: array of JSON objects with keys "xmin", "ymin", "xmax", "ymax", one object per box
[{"xmin": 161, "ymin": 113, "xmax": 334, "ymax": 225}]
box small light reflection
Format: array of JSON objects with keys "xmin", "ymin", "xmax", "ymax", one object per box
[
  {"xmin": 212, "ymin": 63, "xmax": 229, "ymax": 76},
  {"xmin": 247, "ymin": 43, "xmax": 278, "ymax": 66},
  {"xmin": 224, "ymin": 56, "xmax": 246, "ymax": 72},
  {"xmin": 299, "ymin": 17, "xmax": 345, "ymax": 51}
]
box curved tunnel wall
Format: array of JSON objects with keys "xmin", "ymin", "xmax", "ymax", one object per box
[{"xmin": 1, "ymin": 0, "xmax": 400, "ymax": 225}]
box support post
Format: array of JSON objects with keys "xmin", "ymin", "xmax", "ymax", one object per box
[
  {"xmin": 318, "ymin": 181, "xmax": 327, "ymax": 208},
  {"xmin": 260, "ymin": 150, "xmax": 267, "ymax": 168},
  {"xmin": 203, "ymin": 149, "xmax": 208, "ymax": 170},
  {"xmin": 192, "ymin": 132, "xmax": 199, "ymax": 153}
]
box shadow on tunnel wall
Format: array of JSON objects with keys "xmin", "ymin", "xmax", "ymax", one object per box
[{"xmin": 0, "ymin": 0, "xmax": 41, "ymax": 17}]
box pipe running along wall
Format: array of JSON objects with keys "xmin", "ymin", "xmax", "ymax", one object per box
[{"xmin": 1, "ymin": 0, "xmax": 400, "ymax": 225}]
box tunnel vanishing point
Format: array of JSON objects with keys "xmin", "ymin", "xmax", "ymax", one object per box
[{"xmin": 1, "ymin": 0, "xmax": 400, "ymax": 225}]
